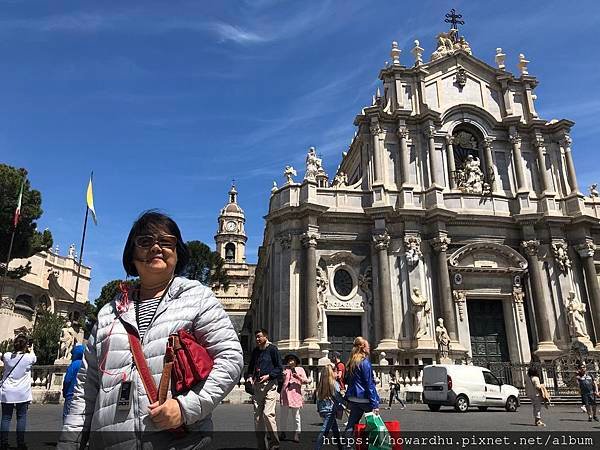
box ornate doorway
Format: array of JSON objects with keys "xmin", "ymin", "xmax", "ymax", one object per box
[
  {"xmin": 328, "ymin": 315, "xmax": 361, "ymax": 362},
  {"xmin": 467, "ymin": 300, "xmax": 510, "ymax": 368}
]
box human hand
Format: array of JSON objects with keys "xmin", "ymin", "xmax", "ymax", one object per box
[
  {"xmin": 373, "ymin": 408, "xmax": 380, "ymax": 415},
  {"xmin": 148, "ymin": 399, "xmax": 184, "ymax": 430},
  {"xmin": 259, "ymin": 375, "xmax": 270, "ymax": 383}
]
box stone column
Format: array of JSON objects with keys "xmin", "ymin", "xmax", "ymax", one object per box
[
  {"xmin": 521, "ymin": 240, "xmax": 553, "ymax": 345},
  {"xmin": 560, "ymin": 135, "xmax": 579, "ymax": 195},
  {"xmin": 301, "ymin": 231, "xmax": 319, "ymax": 344},
  {"xmin": 483, "ymin": 137, "xmax": 496, "ymax": 192},
  {"xmin": 373, "ymin": 231, "xmax": 395, "ymax": 346},
  {"xmin": 445, "ymin": 135, "xmax": 457, "ymax": 189},
  {"xmin": 509, "ymin": 132, "xmax": 527, "ymax": 192},
  {"xmin": 397, "ymin": 127, "xmax": 410, "ymax": 186},
  {"xmin": 371, "ymin": 123, "xmax": 383, "ymax": 184},
  {"xmin": 426, "ymin": 125, "xmax": 442, "ymax": 187},
  {"xmin": 533, "ymin": 136, "xmax": 551, "ymax": 194},
  {"xmin": 576, "ymin": 240, "xmax": 600, "ymax": 346},
  {"xmin": 432, "ymin": 235, "xmax": 458, "ymax": 341}
]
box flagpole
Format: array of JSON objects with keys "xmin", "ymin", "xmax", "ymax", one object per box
[
  {"xmin": 0, "ymin": 226, "xmax": 17, "ymax": 303},
  {"xmin": 73, "ymin": 204, "xmax": 89, "ymax": 304}
]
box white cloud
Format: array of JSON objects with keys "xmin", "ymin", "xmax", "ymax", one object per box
[{"xmin": 207, "ymin": 22, "xmax": 267, "ymax": 44}]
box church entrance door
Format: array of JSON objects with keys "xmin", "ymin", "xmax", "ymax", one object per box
[
  {"xmin": 328, "ymin": 315, "xmax": 361, "ymax": 362},
  {"xmin": 467, "ymin": 300, "xmax": 510, "ymax": 370}
]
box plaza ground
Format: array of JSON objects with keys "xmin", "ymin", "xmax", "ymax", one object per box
[{"xmin": 6, "ymin": 402, "xmax": 599, "ymax": 449}]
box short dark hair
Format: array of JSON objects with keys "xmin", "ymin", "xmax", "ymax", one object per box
[
  {"xmin": 122, "ymin": 210, "xmax": 190, "ymax": 277},
  {"xmin": 13, "ymin": 335, "xmax": 28, "ymax": 352},
  {"xmin": 255, "ymin": 328, "xmax": 269, "ymax": 338},
  {"xmin": 527, "ymin": 366, "xmax": 539, "ymax": 378}
]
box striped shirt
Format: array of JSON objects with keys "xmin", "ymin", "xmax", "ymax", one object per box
[{"xmin": 135, "ymin": 297, "xmax": 161, "ymax": 340}]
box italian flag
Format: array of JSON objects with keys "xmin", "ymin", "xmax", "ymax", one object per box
[{"xmin": 13, "ymin": 178, "xmax": 25, "ymax": 228}]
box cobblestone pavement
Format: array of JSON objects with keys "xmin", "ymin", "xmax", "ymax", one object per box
[{"xmin": 19, "ymin": 402, "xmax": 600, "ymax": 432}]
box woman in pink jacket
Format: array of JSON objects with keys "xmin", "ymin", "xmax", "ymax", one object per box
[{"xmin": 279, "ymin": 354, "xmax": 308, "ymax": 442}]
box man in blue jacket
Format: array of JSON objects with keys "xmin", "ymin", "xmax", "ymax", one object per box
[{"xmin": 62, "ymin": 344, "xmax": 84, "ymax": 422}]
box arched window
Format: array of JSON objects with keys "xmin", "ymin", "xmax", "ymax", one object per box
[
  {"xmin": 14, "ymin": 294, "xmax": 34, "ymax": 313},
  {"xmin": 452, "ymin": 128, "xmax": 481, "ymax": 168},
  {"xmin": 225, "ymin": 243, "xmax": 236, "ymax": 262}
]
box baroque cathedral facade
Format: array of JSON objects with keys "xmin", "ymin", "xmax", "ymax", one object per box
[{"xmin": 248, "ymin": 24, "xmax": 600, "ymax": 368}]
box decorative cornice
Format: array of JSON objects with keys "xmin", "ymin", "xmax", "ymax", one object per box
[
  {"xmin": 372, "ymin": 231, "xmax": 391, "ymax": 251},
  {"xmin": 521, "ymin": 240, "xmax": 540, "ymax": 256},
  {"xmin": 448, "ymin": 242, "xmax": 528, "ymax": 270}
]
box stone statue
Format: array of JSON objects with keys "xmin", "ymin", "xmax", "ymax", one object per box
[
  {"xmin": 332, "ymin": 171, "xmax": 348, "ymax": 188},
  {"xmin": 455, "ymin": 36, "xmax": 472, "ymax": 54},
  {"xmin": 458, "ymin": 155, "xmax": 483, "ymax": 193},
  {"xmin": 518, "ymin": 53, "xmax": 529, "ymax": 76},
  {"xmin": 68, "ymin": 244, "xmax": 76, "ymax": 259},
  {"xmin": 589, "ymin": 183, "xmax": 599, "ymax": 198},
  {"xmin": 316, "ymin": 267, "xmax": 329, "ymax": 339},
  {"xmin": 431, "ymin": 29, "xmax": 471, "ymax": 61},
  {"xmin": 284, "ymin": 166, "xmax": 297, "ymax": 184},
  {"xmin": 271, "ymin": 181, "xmax": 278, "ymax": 193},
  {"xmin": 436, "ymin": 318, "xmax": 451, "ymax": 360},
  {"xmin": 58, "ymin": 321, "xmax": 77, "ymax": 361},
  {"xmin": 495, "ymin": 48, "xmax": 506, "ymax": 70},
  {"xmin": 565, "ymin": 291, "xmax": 589, "ymax": 339},
  {"xmin": 304, "ymin": 147, "xmax": 323, "ymax": 181},
  {"xmin": 412, "ymin": 40, "xmax": 424, "ymax": 66},
  {"xmin": 410, "ymin": 287, "xmax": 430, "ymax": 339},
  {"xmin": 551, "ymin": 241, "xmax": 571, "ymax": 273}
]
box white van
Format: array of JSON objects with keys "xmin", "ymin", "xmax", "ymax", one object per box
[{"xmin": 422, "ymin": 364, "xmax": 520, "ymax": 412}]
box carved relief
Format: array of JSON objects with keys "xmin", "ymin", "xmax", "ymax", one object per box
[
  {"xmin": 457, "ymin": 154, "xmax": 484, "ymax": 193},
  {"xmin": 576, "ymin": 240, "xmax": 596, "ymax": 258},
  {"xmin": 452, "ymin": 290, "xmax": 466, "ymax": 322},
  {"xmin": 278, "ymin": 234, "xmax": 292, "ymax": 250},
  {"xmin": 372, "ymin": 231, "xmax": 391, "ymax": 251},
  {"xmin": 521, "ymin": 240, "xmax": 540, "ymax": 256},
  {"xmin": 403, "ymin": 235, "xmax": 422, "ymax": 266},
  {"xmin": 512, "ymin": 286, "xmax": 525, "ymax": 322},
  {"xmin": 455, "ymin": 67, "xmax": 467, "ymax": 88},
  {"xmin": 551, "ymin": 241, "xmax": 571, "ymax": 273},
  {"xmin": 301, "ymin": 231, "xmax": 319, "ymax": 248},
  {"xmin": 432, "ymin": 236, "xmax": 451, "ymax": 253},
  {"xmin": 370, "ymin": 123, "xmax": 383, "ymax": 137}
]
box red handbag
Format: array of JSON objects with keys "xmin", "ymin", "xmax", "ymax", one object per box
[{"xmin": 168, "ymin": 329, "xmax": 214, "ymax": 394}]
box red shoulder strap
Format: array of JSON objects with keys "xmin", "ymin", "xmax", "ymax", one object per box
[{"xmin": 124, "ymin": 322, "xmax": 158, "ymax": 404}]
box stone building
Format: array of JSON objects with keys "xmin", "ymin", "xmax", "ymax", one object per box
[
  {"xmin": 213, "ymin": 184, "xmax": 256, "ymax": 353},
  {"xmin": 0, "ymin": 245, "xmax": 91, "ymax": 342},
  {"xmin": 249, "ymin": 24, "xmax": 600, "ymax": 368}
]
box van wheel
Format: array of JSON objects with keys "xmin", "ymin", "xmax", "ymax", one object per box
[
  {"xmin": 505, "ymin": 396, "xmax": 518, "ymax": 412},
  {"xmin": 477, "ymin": 406, "xmax": 488, "ymax": 411},
  {"xmin": 454, "ymin": 395, "xmax": 469, "ymax": 412},
  {"xmin": 427, "ymin": 404, "xmax": 441, "ymax": 412}
]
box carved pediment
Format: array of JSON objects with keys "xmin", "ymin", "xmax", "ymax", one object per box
[
  {"xmin": 321, "ymin": 251, "xmax": 365, "ymax": 268},
  {"xmin": 448, "ymin": 242, "xmax": 528, "ymax": 273}
]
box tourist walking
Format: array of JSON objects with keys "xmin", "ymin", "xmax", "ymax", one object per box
[
  {"xmin": 0, "ymin": 335, "xmax": 36, "ymax": 450},
  {"xmin": 331, "ymin": 351, "xmax": 346, "ymax": 393},
  {"xmin": 387, "ymin": 371, "xmax": 406, "ymax": 409},
  {"xmin": 279, "ymin": 354, "xmax": 307, "ymax": 442},
  {"xmin": 576, "ymin": 363, "xmax": 599, "ymax": 422},
  {"xmin": 247, "ymin": 329, "xmax": 283, "ymax": 450},
  {"xmin": 343, "ymin": 337, "xmax": 380, "ymax": 436},
  {"xmin": 59, "ymin": 210, "xmax": 244, "ymax": 449},
  {"xmin": 525, "ymin": 366, "xmax": 546, "ymax": 427},
  {"xmin": 315, "ymin": 364, "xmax": 344, "ymax": 450},
  {"xmin": 62, "ymin": 344, "xmax": 85, "ymax": 422}
]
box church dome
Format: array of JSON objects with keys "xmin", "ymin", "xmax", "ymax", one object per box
[{"xmin": 223, "ymin": 203, "xmax": 243, "ymax": 214}]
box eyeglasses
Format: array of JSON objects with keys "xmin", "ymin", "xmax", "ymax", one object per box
[{"xmin": 134, "ymin": 234, "xmax": 177, "ymax": 249}]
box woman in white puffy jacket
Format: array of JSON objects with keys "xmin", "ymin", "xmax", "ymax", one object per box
[{"xmin": 59, "ymin": 211, "xmax": 244, "ymax": 450}]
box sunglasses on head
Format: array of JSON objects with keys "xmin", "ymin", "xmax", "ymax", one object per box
[{"xmin": 134, "ymin": 234, "xmax": 177, "ymax": 249}]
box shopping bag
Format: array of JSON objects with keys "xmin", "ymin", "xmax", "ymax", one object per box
[
  {"xmin": 364, "ymin": 412, "xmax": 392, "ymax": 450},
  {"xmin": 384, "ymin": 421, "xmax": 402, "ymax": 450},
  {"xmin": 354, "ymin": 423, "xmax": 368, "ymax": 450}
]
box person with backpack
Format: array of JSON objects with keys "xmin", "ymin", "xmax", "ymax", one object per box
[
  {"xmin": 315, "ymin": 363, "xmax": 344, "ymax": 450},
  {"xmin": 246, "ymin": 328, "xmax": 283, "ymax": 450},
  {"xmin": 0, "ymin": 335, "xmax": 36, "ymax": 450},
  {"xmin": 525, "ymin": 366, "xmax": 546, "ymax": 427},
  {"xmin": 279, "ymin": 354, "xmax": 307, "ymax": 443},
  {"xmin": 343, "ymin": 337, "xmax": 380, "ymax": 435},
  {"xmin": 62, "ymin": 344, "xmax": 85, "ymax": 422},
  {"xmin": 331, "ymin": 351, "xmax": 346, "ymax": 393}
]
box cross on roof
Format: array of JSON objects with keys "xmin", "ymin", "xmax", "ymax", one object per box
[{"xmin": 444, "ymin": 8, "xmax": 464, "ymax": 30}]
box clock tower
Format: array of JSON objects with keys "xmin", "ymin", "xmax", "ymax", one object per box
[{"xmin": 215, "ymin": 183, "xmax": 247, "ymax": 263}]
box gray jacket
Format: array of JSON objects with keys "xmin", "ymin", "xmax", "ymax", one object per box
[{"xmin": 59, "ymin": 277, "xmax": 244, "ymax": 449}]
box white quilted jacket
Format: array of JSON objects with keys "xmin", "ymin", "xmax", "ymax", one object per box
[{"xmin": 59, "ymin": 277, "xmax": 244, "ymax": 449}]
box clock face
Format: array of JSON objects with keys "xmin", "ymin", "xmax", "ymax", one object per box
[{"xmin": 225, "ymin": 221, "xmax": 237, "ymax": 232}]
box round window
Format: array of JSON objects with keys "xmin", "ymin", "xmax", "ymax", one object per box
[{"xmin": 333, "ymin": 269, "xmax": 354, "ymax": 297}]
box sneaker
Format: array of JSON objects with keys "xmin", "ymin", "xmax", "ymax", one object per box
[
  {"xmin": 581, "ymin": 406, "xmax": 588, "ymax": 413},
  {"xmin": 536, "ymin": 421, "xmax": 546, "ymax": 427}
]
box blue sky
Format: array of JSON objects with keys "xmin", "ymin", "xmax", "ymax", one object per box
[{"xmin": 2, "ymin": 0, "xmax": 599, "ymax": 301}]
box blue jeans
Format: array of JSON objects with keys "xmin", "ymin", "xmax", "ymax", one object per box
[
  {"xmin": 1, "ymin": 402, "xmax": 29, "ymax": 447},
  {"xmin": 315, "ymin": 412, "xmax": 343, "ymax": 450},
  {"xmin": 344, "ymin": 401, "xmax": 373, "ymax": 434}
]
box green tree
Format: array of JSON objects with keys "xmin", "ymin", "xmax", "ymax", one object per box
[
  {"xmin": 0, "ymin": 164, "xmax": 53, "ymax": 278},
  {"xmin": 184, "ymin": 241, "xmax": 229, "ymax": 288},
  {"xmin": 32, "ymin": 307, "xmax": 66, "ymax": 365}
]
